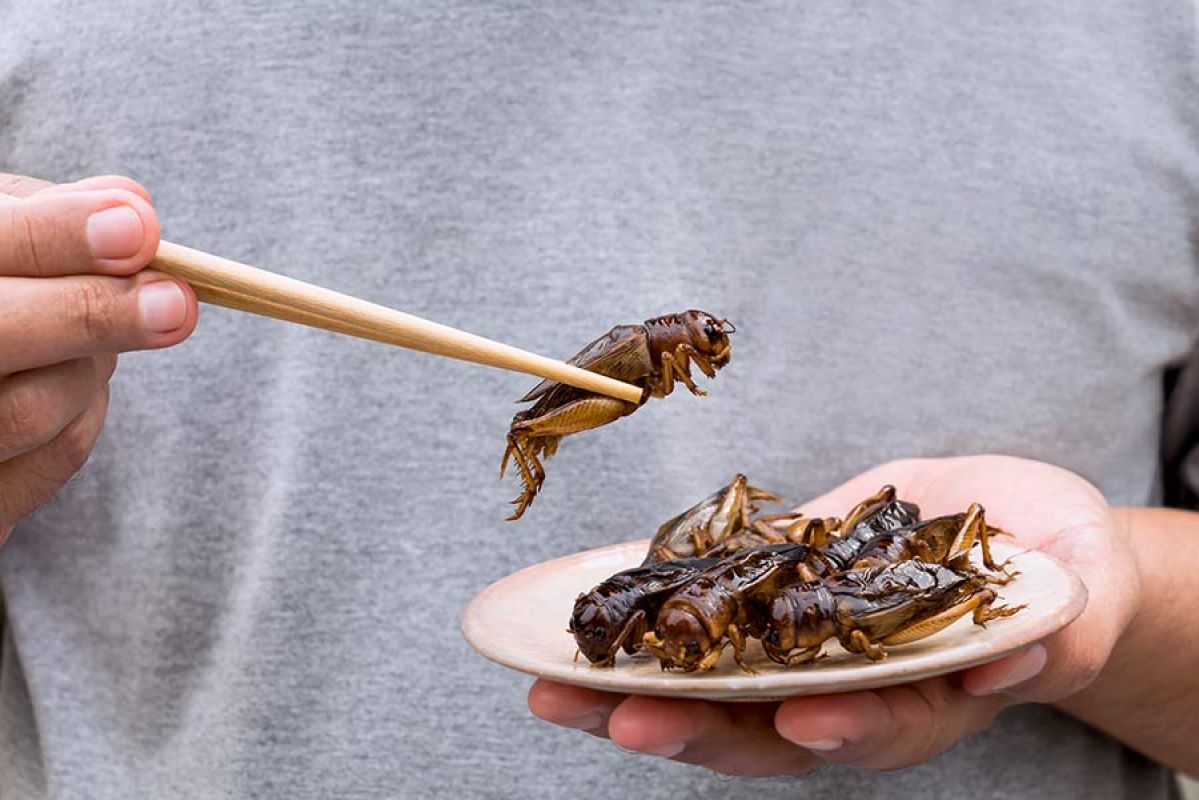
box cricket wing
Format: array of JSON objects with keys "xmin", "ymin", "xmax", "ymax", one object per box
[{"xmin": 518, "ymin": 324, "xmax": 652, "ymax": 403}]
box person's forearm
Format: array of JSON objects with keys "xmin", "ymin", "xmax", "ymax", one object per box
[{"xmin": 1055, "ymin": 506, "xmax": 1199, "ymax": 775}]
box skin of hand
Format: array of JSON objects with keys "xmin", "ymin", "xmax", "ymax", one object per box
[
  {"xmin": 0, "ymin": 173, "xmax": 198, "ymax": 544},
  {"xmin": 529, "ymin": 455, "xmax": 1143, "ymax": 776}
]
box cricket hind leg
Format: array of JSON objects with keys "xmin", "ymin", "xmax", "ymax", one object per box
[
  {"xmin": 500, "ymin": 432, "xmax": 543, "ymax": 486},
  {"xmin": 946, "ymin": 504, "xmax": 1017, "ymax": 578},
  {"xmin": 840, "ymin": 485, "xmax": 898, "ymax": 534},
  {"xmin": 879, "ymin": 588, "xmax": 1026, "ymax": 648},
  {"xmin": 501, "ymin": 433, "xmax": 549, "ymax": 520},
  {"xmin": 971, "ymin": 589, "xmax": 1026, "ymax": 626},
  {"xmin": 501, "ymin": 396, "xmax": 633, "ymax": 519}
]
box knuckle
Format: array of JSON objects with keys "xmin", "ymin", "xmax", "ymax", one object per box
[
  {"xmin": 68, "ymin": 281, "xmax": 122, "ymax": 345},
  {"xmin": 5, "ymin": 203, "xmax": 46, "ymax": 276},
  {"xmin": 56, "ymin": 417, "xmax": 98, "ymax": 474},
  {"xmin": 0, "ymin": 381, "xmax": 54, "ymax": 453}
]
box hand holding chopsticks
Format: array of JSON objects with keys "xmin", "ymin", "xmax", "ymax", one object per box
[{"xmin": 151, "ymin": 241, "xmax": 645, "ymax": 404}]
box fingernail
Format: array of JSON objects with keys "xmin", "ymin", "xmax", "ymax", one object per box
[
  {"xmin": 87, "ymin": 206, "xmax": 144, "ymax": 260},
  {"xmin": 971, "ymin": 644, "xmax": 1048, "ymax": 696},
  {"xmin": 558, "ymin": 711, "xmax": 605, "ymax": 732},
  {"xmin": 636, "ymin": 741, "xmax": 686, "ymax": 759},
  {"xmin": 790, "ymin": 737, "xmax": 843, "ymax": 752},
  {"xmin": 138, "ymin": 282, "xmax": 188, "ymax": 333}
]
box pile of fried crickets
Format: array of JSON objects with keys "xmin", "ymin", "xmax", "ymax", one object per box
[{"xmin": 569, "ymin": 476, "xmax": 1024, "ymax": 673}]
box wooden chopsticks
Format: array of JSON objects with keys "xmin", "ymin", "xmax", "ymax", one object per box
[{"xmin": 150, "ymin": 241, "xmax": 645, "ymax": 405}]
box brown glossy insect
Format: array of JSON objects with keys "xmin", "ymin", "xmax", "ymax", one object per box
[
  {"xmin": 501, "ymin": 310, "xmax": 735, "ymax": 520},
  {"xmin": 569, "ymin": 558, "xmax": 718, "ymax": 667},
  {"xmin": 850, "ymin": 503, "xmax": 1014, "ymax": 581},
  {"xmin": 642, "ymin": 474, "xmax": 779, "ymax": 564},
  {"xmin": 819, "ymin": 484, "xmax": 921, "ymax": 571},
  {"xmin": 761, "ymin": 560, "xmax": 1025, "ymax": 666},
  {"xmin": 642, "ymin": 543, "xmax": 810, "ymax": 673}
]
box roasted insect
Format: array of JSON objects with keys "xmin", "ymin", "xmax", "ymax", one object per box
[
  {"xmin": 643, "ymin": 474, "xmax": 779, "ymax": 564},
  {"xmin": 641, "ymin": 544, "xmax": 811, "ymax": 673},
  {"xmin": 501, "ymin": 310, "xmax": 735, "ymax": 520},
  {"xmin": 761, "ymin": 560, "xmax": 1025, "ymax": 666},
  {"xmin": 569, "ymin": 558, "xmax": 717, "ymax": 667},
  {"xmin": 851, "ymin": 502, "xmax": 1012, "ymax": 579}
]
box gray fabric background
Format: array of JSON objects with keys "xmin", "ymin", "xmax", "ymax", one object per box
[{"xmin": 2, "ymin": 2, "xmax": 1197, "ymax": 798}]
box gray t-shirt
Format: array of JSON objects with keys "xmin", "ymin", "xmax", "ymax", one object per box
[{"xmin": 2, "ymin": 2, "xmax": 1196, "ymax": 798}]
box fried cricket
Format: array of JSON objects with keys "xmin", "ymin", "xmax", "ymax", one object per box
[
  {"xmin": 642, "ymin": 474, "xmax": 779, "ymax": 564},
  {"xmin": 569, "ymin": 558, "xmax": 718, "ymax": 667},
  {"xmin": 501, "ymin": 310, "xmax": 734, "ymax": 520},
  {"xmin": 762, "ymin": 560, "xmax": 1025, "ymax": 666},
  {"xmin": 641, "ymin": 544, "xmax": 811, "ymax": 673}
]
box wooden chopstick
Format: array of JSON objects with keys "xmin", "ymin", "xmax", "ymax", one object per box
[{"xmin": 151, "ymin": 241, "xmax": 645, "ymax": 404}]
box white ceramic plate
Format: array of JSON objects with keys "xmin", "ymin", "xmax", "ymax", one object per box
[{"xmin": 462, "ymin": 540, "xmax": 1087, "ymax": 701}]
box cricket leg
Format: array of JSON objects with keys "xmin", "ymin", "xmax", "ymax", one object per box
[
  {"xmin": 651, "ymin": 545, "xmax": 677, "ymax": 562},
  {"xmin": 841, "ymin": 485, "xmax": 897, "ymax": 534},
  {"xmin": 803, "ymin": 518, "xmax": 838, "ymax": 550},
  {"xmin": 970, "ymin": 589, "xmax": 1027, "ymax": 626},
  {"xmin": 501, "ymin": 431, "xmax": 544, "ymax": 489},
  {"xmin": 677, "ymin": 344, "xmax": 717, "ymax": 380},
  {"xmin": 796, "ymin": 562, "xmax": 823, "ymax": 583},
  {"xmin": 501, "ymin": 433, "xmax": 545, "ymax": 520},
  {"xmin": 658, "ymin": 349, "xmax": 704, "ymax": 396},
  {"xmin": 879, "ymin": 589, "xmax": 1025, "ymax": 649},
  {"xmin": 780, "ymin": 645, "xmax": 823, "ymax": 667},
  {"xmin": 945, "ymin": 503, "xmax": 984, "ymax": 562},
  {"xmin": 502, "ymin": 397, "xmax": 633, "ymax": 519},
  {"xmin": 727, "ymin": 623, "xmax": 757, "ymax": 675},
  {"xmin": 946, "ymin": 503, "xmax": 1016, "ymax": 577},
  {"xmin": 641, "ymin": 631, "xmax": 672, "ymax": 668},
  {"xmin": 746, "ymin": 486, "xmax": 783, "ymax": 507},
  {"xmin": 848, "ymin": 629, "xmax": 888, "ymax": 661},
  {"xmin": 696, "ymin": 639, "xmax": 729, "ymax": 672},
  {"xmin": 749, "ymin": 519, "xmax": 789, "ymax": 544},
  {"xmin": 588, "ymin": 610, "xmax": 647, "ymax": 668}
]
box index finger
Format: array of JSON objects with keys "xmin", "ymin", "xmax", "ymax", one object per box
[
  {"xmin": 0, "ymin": 188, "xmax": 159, "ymax": 277},
  {"xmin": 0, "ymin": 174, "xmax": 154, "ymax": 202}
]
